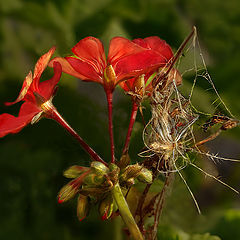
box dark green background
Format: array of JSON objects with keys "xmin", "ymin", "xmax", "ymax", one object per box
[{"xmin": 0, "ymin": 0, "xmax": 240, "ymax": 239}]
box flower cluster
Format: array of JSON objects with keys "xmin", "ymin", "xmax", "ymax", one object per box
[{"xmin": 0, "ymin": 35, "xmax": 178, "ymax": 240}]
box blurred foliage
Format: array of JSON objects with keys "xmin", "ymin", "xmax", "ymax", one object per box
[{"xmin": 0, "ymin": 0, "xmax": 240, "ymax": 239}]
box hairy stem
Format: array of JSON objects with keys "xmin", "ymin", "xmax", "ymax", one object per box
[
  {"xmin": 111, "ymin": 182, "xmax": 144, "ymax": 240},
  {"xmin": 50, "ymin": 107, "xmax": 107, "ymax": 166},
  {"xmin": 122, "ymin": 101, "xmax": 138, "ymax": 155},
  {"xmin": 106, "ymin": 91, "xmax": 115, "ymax": 163}
]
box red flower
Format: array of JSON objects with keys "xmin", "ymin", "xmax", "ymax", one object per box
[
  {"xmin": 120, "ymin": 36, "xmax": 182, "ymax": 98},
  {"xmin": 0, "ymin": 47, "xmax": 62, "ymax": 138},
  {"xmin": 49, "ymin": 36, "xmax": 171, "ymax": 93}
]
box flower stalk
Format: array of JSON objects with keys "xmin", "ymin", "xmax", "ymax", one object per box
[
  {"xmin": 48, "ymin": 105, "xmax": 107, "ymax": 166},
  {"xmin": 111, "ymin": 182, "xmax": 143, "ymax": 240},
  {"xmin": 122, "ymin": 101, "xmax": 138, "ymax": 155},
  {"xmin": 106, "ymin": 91, "xmax": 115, "ymax": 163}
]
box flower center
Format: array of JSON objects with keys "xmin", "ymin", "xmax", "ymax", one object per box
[{"xmin": 41, "ymin": 99, "xmax": 54, "ymax": 113}]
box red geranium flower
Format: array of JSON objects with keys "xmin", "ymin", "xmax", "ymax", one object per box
[
  {"xmin": 48, "ymin": 36, "xmax": 172, "ymax": 93},
  {"xmin": 0, "ymin": 47, "xmax": 62, "ymax": 138}
]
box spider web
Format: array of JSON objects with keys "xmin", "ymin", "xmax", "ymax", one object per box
[{"xmin": 140, "ymin": 27, "xmax": 240, "ymax": 217}]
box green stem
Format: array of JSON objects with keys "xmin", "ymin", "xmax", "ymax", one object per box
[{"xmin": 111, "ymin": 182, "xmax": 144, "ymax": 240}]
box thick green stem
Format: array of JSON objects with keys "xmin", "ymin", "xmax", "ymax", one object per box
[{"xmin": 111, "ymin": 182, "xmax": 144, "ymax": 240}]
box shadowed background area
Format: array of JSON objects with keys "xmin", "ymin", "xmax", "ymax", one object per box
[{"xmin": 0, "ymin": 0, "xmax": 240, "ymax": 239}]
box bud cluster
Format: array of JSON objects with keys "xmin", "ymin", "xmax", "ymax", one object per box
[{"xmin": 58, "ymin": 161, "xmax": 152, "ymax": 221}]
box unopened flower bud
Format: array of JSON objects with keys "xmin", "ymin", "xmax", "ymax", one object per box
[
  {"xmin": 58, "ymin": 180, "xmax": 80, "ymax": 203},
  {"xmin": 118, "ymin": 153, "xmax": 130, "ymax": 169},
  {"xmin": 108, "ymin": 163, "xmax": 120, "ymax": 184},
  {"xmin": 125, "ymin": 177, "xmax": 135, "ymax": 187},
  {"xmin": 91, "ymin": 161, "xmax": 109, "ymax": 175},
  {"xmin": 83, "ymin": 173, "xmax": 105, "ymax": 186},
  {"xmin": 137, "ymin": 167, "xmax": 152, "ymax": 183},
  {"xmin": 64, "ymin": 165, "xmax": 90, "ymax": 178},
  {"xmin": 120, "ymin": 164, "xmax": 142, "ymax": 182},
  {"xmin": 109, "ymin": 163, "xmax": 119, "ymax": 172},
  {"xmin": 99, "ymin": 194, "xmax": 115, "ymax": 220},
  {"xmin": 77, "ymin": 194, "xmax": 90, "ymax": 221}
]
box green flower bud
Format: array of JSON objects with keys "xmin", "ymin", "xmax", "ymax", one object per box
[
  {"xmin": 63, "ymin": 165, "xmax": 90, "ymax": 178},
  {"xmin": 137, "ymin": 167, "xmax": 153, "ymax": 183},
  {"xmin": 83, "ymin": 173, "xmax": 105, "ymax": 186},
  {"xmin": 118, "ymin": 153, "xmax": 130, "ymax": 169},
  {"xmin": 108, "ymin": 164, "xmax": 120, "ymax": 184},
  {"xmin": 99, "ymin": 194, "xmax": 115, "ymax": 220},
  {"xmin": 108, "ymin": 163, "xmax": 119, "ymax": 172},
  {"xmin": 77, "ymin": 194, "xmax": 90, "ymax": 221},
  {"xmin": 125, "ymin": 178, "xmax": 135, "ymax": 187},
  {"xmin": 120, "ymin": 164, "xmax": 142, "ymax": 182},
  {"xmin": 91, "ymin": 161, "xmax": 109, "ymax": 175},
  {"xmin": 58, "ymin": 180, "xmax": 79, "ymax": 203}
]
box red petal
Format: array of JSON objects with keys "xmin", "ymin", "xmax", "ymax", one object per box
[
  {"xmin": 48, "ymin": 57, "xmax": 88, "ymax": 80},
  {"xmin": 133, "ymin": 36, "xmax": 173, "ymax": 60},
  {"xmin": 66, "ymin": 57, "xmax": 103, "ymax": 83},
  {"xmin": 0, "ymin": 102, "xmax": 40, "ymax": 138},
  {"xmin": 5, "ymin": 71, "xmax": 33, "ymax": 106},
  {"xmin": 39, "ymin": 62, "xmax": 62, "ymax": 100},
  {"xmin": 114, "ymin": 50, "xmax": 170, "ymax": 83},
  {"xmin": 108, "ymin": 37, "xmax": 146, "ymax": 65},
  {"xmin": 33, "ymin": 46, "xmax": 56, "ymax": 80},
  {"xmin": 72, "ymin": 37, "xmax": 106, "ymax": 74},
  {"xmin": 118, "ymin": 78, "xmax": 135, "ymax": 92}
]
